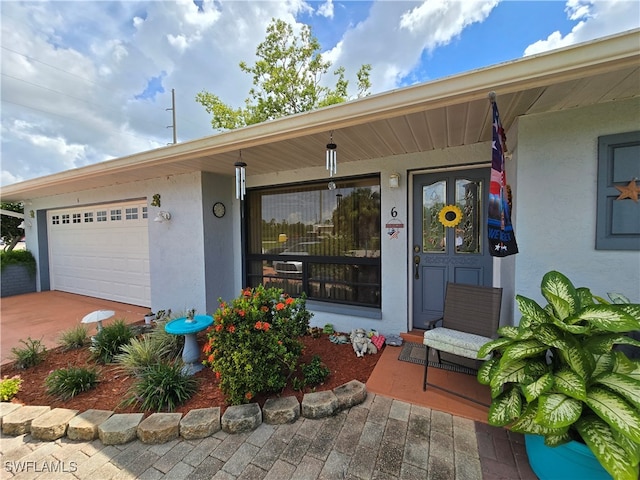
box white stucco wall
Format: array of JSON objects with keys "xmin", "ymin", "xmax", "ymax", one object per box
[
  {"xmin": 25, "ymin": 171, "xmax": 220, "ymax": 316},
  {"xmin": 147, "ymin": 172, "xmax": 209, "ymax": 314},
  {"xmin": 514, "ymin": 97, "xmax": 640, "ymax": 313}
]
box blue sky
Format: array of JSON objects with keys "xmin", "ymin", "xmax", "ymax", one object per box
[{"xmin": 1, "ymin": 1, "xmax": 638, "ymax": 186}]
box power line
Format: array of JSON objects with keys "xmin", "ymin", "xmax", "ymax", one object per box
[
  {"xmin": 1, "ymin": 98, "xmax": 165, "ymax": 145},
  {"xmin": 1, "ymin": 45, "xmax": 203, "ymax": 138}
]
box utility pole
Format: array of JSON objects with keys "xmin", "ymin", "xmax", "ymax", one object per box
[{"xmin": 166, "ymin": 88, "xmax": 177, "ymax": 144}]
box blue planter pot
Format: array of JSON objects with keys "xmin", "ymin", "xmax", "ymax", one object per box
[{"xmin": 525, "ymin": 434, "xmax": 612, "ymax": 480}]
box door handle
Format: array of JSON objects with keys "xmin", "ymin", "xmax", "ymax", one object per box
[{"xmin": 414, "ymin": 255, "xmax": 420, "ymax": 279}]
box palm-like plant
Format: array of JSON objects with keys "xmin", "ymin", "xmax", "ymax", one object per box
[{"xmin": 477, "ymin": 271, "xmax": 640, "ymax": 480}]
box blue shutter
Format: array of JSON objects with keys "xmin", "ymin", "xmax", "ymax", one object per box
[{"xmin": 596, "ymin": 131, "xmax": 640, "ymax": 250}]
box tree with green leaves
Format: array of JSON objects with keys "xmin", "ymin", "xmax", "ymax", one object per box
[
  {"xmin": 196, "ymin": 18, "xmax": 372, "ymax": 130},
  {"xmin": 1, "ymin": 202, "xmax": 25, "ymax": 252}
]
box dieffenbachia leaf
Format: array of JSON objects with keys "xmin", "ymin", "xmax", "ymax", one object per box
[
  {"xmin": 594, "ymin": 372, "xmax": 640, "ymax": 410},
  {"xmin": 477, "ymin": 337, "xmax": 512, "ymax": 359},
  {"xmin": 585, "ymin": 386, "xmax": 640, "ymax": 444},
  {"xmin": 487, "ymin": 386, "xmax": 522, "ymax": 427},
  {"xmin": 522, "ymin": 372, "xmax": 553, "ymax": 402},
  {"xmin": 509, "ymin": 404, "xmax": 568, "ymax": 436},
  {"xmin": 536, "ymin": 393, "xmax": 582, "ymax": 429},
  {"xmin": 575, "ymin": 416, "xmax": 640, "ymax": 480},
  {"xmin": 575, "ymin": 305, "xmax": 640, "ymax": 333},
  {"xmin": 541, "ymin": 271, "xmax": 579, "ymax": 320},
  {"xmin": 490, "ymin": 358, "xmax": 529, "ymax": 389},
  {"xmin": 553, "ymin": 369, "xmax": 587, "ymax": 401},
  {"xmin": 477, "ymin": 357, "xmax": 498, "ymax": 386},
  {"xmin": 516, "ymin": 295, "xmax": 550, "ymax": 325},
  {"xmin": 501, "ymin": 339, "xmax": 548, "ymax": 364}
]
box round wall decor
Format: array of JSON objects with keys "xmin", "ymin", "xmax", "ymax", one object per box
[{"xmin": 213, "ymin": 202, "xmax": 226, "ymax": 218}]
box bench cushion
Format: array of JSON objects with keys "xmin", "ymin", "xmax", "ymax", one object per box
[{"xmin": 423, "ymin": 327, "xmax": 492, "ymax": 361}]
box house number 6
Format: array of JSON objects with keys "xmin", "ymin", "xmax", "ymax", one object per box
[{"xmin": 391, "ymin": 207, "xmax": 397, "ymax": 218}]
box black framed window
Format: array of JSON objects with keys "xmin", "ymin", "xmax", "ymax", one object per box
[
  {"xmin": 596, "ymin": 131, "xmax": 640, "ymax": 250},
  {"xmin": 246, "ymin": 176, "xmax": 381, "ymax": 308}
]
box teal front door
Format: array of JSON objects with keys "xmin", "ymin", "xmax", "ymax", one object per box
[{"xmin": 412, "ymin": 168, "xmax": 493, "ymax": 330}]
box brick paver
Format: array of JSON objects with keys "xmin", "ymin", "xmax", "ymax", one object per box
[{"xmin": 0, "ymin": 394, "xmax": 535, "ymax": 479}]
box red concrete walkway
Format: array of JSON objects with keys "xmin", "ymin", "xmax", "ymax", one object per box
[{"xmin": 0, "ymin": 291, "xmax": 149, "ymax": 365}]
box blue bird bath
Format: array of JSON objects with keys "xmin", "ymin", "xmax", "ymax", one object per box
[{"xmin": 165, "ymin": 315, "xmax": 213, "ymax": 375}]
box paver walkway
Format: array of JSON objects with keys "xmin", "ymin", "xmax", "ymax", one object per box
[{"xmin": 0, "ymin": 394, "xmax": 535, "ymax": 480}]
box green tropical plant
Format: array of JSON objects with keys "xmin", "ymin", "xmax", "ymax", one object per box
[
  {"xmin": 90, "ymin": 319, "xmax": 134, "ymax": 364},
  {"xmin": 122, "ymin": 361, "xmax": 198, "ymax": 412},
  {"xmin": 45, "ymin": 366, "xmax": 99, "ymax": 400},
  {"xmin": 58, "ymin": 325, "xmax": 90, "ymax": 350},
  {"xmin": 11, "ymin": 337, "xmax": 47, "ymax": 369},
  {"xmin": 0, "ymin": 375, "xmax": 22, "ymax": 401},
  {"xmin": 477, "ymin": 271, "xmax": 640, "ymax": 480},
  {"xmin": 203, "ymin": 285, "xmax": 312, "ymax": 404}
]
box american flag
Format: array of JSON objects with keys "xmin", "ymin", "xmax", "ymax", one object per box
[{"xmin": 487, "ymin": 95, "xmax": 518, "ymax": 257}]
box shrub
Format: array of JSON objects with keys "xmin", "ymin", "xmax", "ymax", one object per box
[
  {"xmin": 0, "ymin": 249, "xmax": 36, "ymax": 276},
  {"xmin": 203, "ymin": 285, "xmax": 313, "ymax": 405},
  {"xmin": 0, "ymin": 375, "xmax": 22, "ymax": 401},
  {"xmin": 301, "ymin": 354, "xmax": 331, "ymax": 388},
  {"xmin": 11, "ymin": 337, "xmax": 46, "ymax": 369},
  {"xmin": 122, "ymin": 361, "xmax": 198, "ymax": 412},
  {"xmin": 59, "ymin": 325, "xmax": 90, "ymax": 351},
  {"xmin": 45, "ymin": 366, "xmax": 99, "ymax": 400},
  {"xmin": 115, "ymin": 325, "xmax": 182, "ymax": 376},
  {"xmin": 90, "ymin": 319, "xmax": 134, "ymax": 364}
]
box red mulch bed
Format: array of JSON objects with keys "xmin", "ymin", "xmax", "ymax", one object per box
[{"xmin": 2, "ymin": 330, "xmax": 382, "ymax": 417}]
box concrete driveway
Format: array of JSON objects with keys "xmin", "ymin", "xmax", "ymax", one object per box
[{"xmin": 0, "ymin": 291, "xmax": 149, "ymax": 365}]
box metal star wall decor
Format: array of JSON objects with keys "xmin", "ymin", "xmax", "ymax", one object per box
[{"xmin": 615, "ymin": 178, "xmax": 640, "ymax": 202}]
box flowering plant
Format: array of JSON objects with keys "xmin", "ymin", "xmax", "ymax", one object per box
[{"xmin": 203, "ymin": 285, "xmax": 312, "ymax": 405}]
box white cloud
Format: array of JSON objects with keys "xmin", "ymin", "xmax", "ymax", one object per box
[
  {"xmin": 524, "ymin": 0, "xmax": 640, "ymax": 55},
  {"xmin": 317, "ymin": 0, "xmax": 334, "ymax": 19},
  {"xmin": 323, "ymin": 1, "xmax": 499, "ymax": 93}
]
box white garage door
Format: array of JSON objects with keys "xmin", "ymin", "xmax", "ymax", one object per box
[{"xmin": 48, "ymin": 201, "xmax": 151, "ymax": 307}]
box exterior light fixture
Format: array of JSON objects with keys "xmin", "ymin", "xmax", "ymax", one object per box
[
  {"xmin": 389, "ymin": 172, "xmax": 400, "ymax": 189},
  {"xmin": 153, "ymin": 211, "xmax": 172, "ymax": 223},
  {"xmin": 326, "ymin": 131, "xmax": 337, "ymax": 177},
  {"xmin": 235, "ymin": 151, "xmax": 247, "ymax": 200}
]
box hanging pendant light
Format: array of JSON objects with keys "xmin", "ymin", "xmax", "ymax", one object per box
[
  {"xmin": 234, "ymin": 151, "xmax": 247, "ymax": 200},
  {"xmin": 326, "ymin": 131, "xmax": 337, "ymax": 177}
]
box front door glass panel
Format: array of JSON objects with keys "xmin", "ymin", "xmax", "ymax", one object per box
[
  {"xmin": 455, "ymin": 178, "xmax": 482, "ymax": 254},
  {"xmin": 422, "ymin": 180, "xmax": 446, "ymax": 252}
]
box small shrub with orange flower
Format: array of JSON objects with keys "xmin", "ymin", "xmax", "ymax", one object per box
[{"xmin": 203, "ymin": 285, "xmax": 312, "ymax": 405}]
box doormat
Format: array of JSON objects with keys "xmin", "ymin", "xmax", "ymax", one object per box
[{"xmin": 398, "ymin": 342, "xmax": 478, "ymax": 376}]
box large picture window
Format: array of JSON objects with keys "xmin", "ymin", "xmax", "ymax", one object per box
[{"xmin": 246, "ymin": 176, "xmax": 381, "ymax": 308}]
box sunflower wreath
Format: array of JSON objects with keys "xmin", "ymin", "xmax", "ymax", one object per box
[{"xmin": 438, "ymin": 205, "xmax": 462, "ymax": 228}]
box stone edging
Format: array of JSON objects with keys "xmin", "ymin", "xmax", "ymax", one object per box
[{"xmin": 0, "ymin": 380, "xmax": 367, "ymax": 446}]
